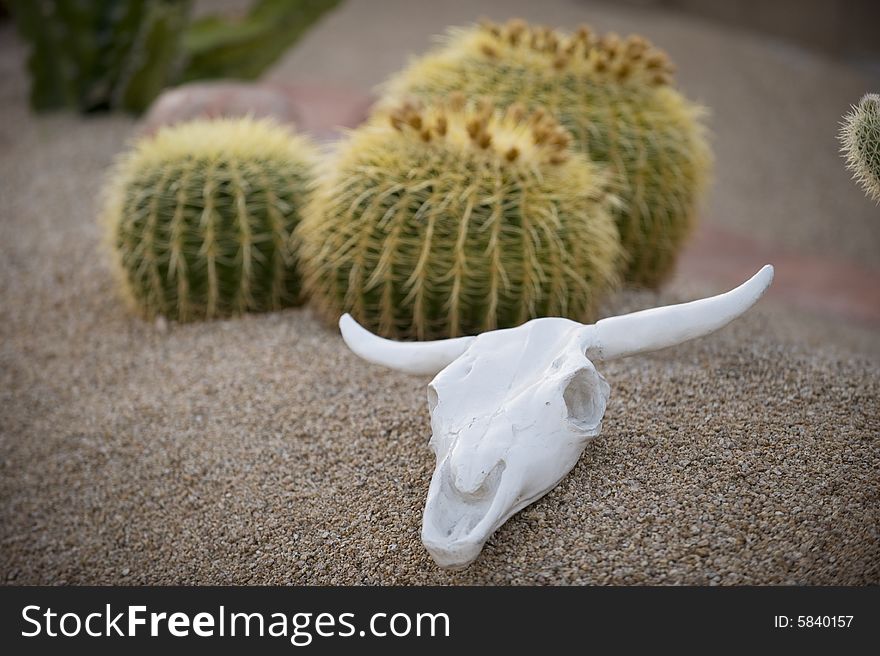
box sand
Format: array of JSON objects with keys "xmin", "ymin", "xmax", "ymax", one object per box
[{"xmin": 1, "ymin": 3, "xmax": 879, "ymax": 585}]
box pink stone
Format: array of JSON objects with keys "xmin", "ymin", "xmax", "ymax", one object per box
[
  {"xmin": 676, "ymin": 223, "xmax": 880, "ymax": 328},
  {"xmin": 139, "ymin": 81, "xmax": 373, "ymax": 141}
]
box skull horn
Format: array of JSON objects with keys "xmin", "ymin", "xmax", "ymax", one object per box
[
  {"xmin": 339, "ymin": 314, "xmax": 475, "ymax": 376},
  {"xmin": 588, "ymin": 265, "xmax": 774, "ymax": 361}
]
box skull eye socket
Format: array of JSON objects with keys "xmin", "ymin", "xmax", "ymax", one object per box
[
  {"xmin": 563, "ymin": 367, "xmax": 605, "ymax": 433},
  {"xmin": 427, "ymin": 384, "xmax": 439, "ymax": 412}
]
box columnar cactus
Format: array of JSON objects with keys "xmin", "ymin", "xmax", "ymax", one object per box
[
  {"xmin": 11, "ymin": 0, "xmax": 192, "ymax": 113},
  {"xmin": 297, "ymin": 97, "xmax": 622, "ymax": 340},
  {"xmin": 10, "ymin": 0, "xmax": 340, "ymax": 114},
  {"xmin": 103, "ymin": 117, "xmax": 318, "ymax": 321},
  {"xmin": 381, "ymin": 19, "xmax": 712, "ymax": 287},
  {"xmin": 839, "ymin": 93, "xmax": 880, "ymax": 204}
]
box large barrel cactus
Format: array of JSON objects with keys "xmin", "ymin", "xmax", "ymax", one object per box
[
  {"xmin": 103, "ymin": 117, "xmax": 318, "ymax": 321},
  {"xmin": 381, "ymin": 19, "xmax": 712, "ymax": 287},
  {"xmin": 840, "ymin": 93, "xmax": 880, "ymax": 204},
  {"xmin": 298, "ymin": 97, "xmax": 622, "ymax": 340}
]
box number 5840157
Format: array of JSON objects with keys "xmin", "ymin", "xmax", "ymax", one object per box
[
  {"xmin": 797, "ymin": 616, "xmax": 853, "ymax": 628},
  {"xmin": 774, "ymin": 616, "xmax": 853, "ymax": 628}
]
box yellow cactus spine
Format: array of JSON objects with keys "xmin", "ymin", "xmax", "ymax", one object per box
[
  {"xmin": 298, "ymin": 97, "xmax": 622, "ymax": 340},
  {"xmin": 381, "ymin": 19, "xmax": 713, "ymax": 287},
  {"xmin": 840, "ymin": 93, "xmax": 880, "ymax": 204},
  {"xmin": 102, "ymin": 117, "xmax": 318, "ymax": 321}
]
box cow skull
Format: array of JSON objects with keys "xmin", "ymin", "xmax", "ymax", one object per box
[{"xmin": 340, "ymin": 266, "xmax": 774, "ymax": 569}]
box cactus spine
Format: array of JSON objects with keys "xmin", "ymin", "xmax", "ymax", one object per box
[
  {"xmin": 381, "ymin": 19, "xmax": 712, "ymax": 287},
  {"xmin": 103, "ymin": 117, "xmax": 318, "ymax": 321},
  {"xmin": 298, "ymin": 97, "xmax": 622, "ymax": 340},
  {"xmin": 840, "ymin": 93, "xmax": 880, "ymax": 204}
]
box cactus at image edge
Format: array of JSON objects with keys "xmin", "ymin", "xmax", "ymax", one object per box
[
  {"xmin": 297, "ymin": 96, "xmax": 622, "ymax": 340},
  {"xmin": 840, "ymin": 93, "xmax": 880, "ymax": 204},
  {"xmin": 11, "ymin": 0, "xmax": 191, "ymax": 113},
  {"xmin": 381, "ymin": 19, "xmax": 712, "ymax": 287},
  {"xmin": 103, "ymin": 117, "xmax": 318, "ymax": 321}
]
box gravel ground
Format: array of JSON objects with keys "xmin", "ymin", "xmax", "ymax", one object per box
[{"xmin": 1, "ymin": 7, "xmax": 879, "ymax": 584}]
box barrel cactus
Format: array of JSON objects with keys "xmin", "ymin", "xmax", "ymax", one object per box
[
  {"xmin": 103, "ymin": 117, "xmax": 318, "ymax": 321},
  {"xmin": 839, "ymin": 93, "xmax": 880, "ymax": 204},
  {"xmin": 297, "ymin": 97, "xmax": 621, "ymax": 340},
  {"xmin": 381, "ymin": 19, "xmax": 712, "ymax": 287}
]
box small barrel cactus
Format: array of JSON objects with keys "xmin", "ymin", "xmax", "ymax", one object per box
[
  {"xmin": 103, "ymin": 117, "xmax": 318, "ymax": 321},
  {"xmin": 839, "ymin": 93, "xmax": 880, "ymax": 204},
  {"xmin": 297, "ymin": 97, "xmax": 622, "ymax": 340},
  {"xmin": 381, "ymin": 19, "xmax": 712, "ymax": 287}
]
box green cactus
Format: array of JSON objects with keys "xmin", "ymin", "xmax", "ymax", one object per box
[
  {"xmin": 10, "ymin": 0, "xmax": 341, "ymax": 114},
  {"xmin": 381, "ymin": 19, "xmax": 712, "ymax": 288},
  {"xmin": 840, "ymin": 93, "xmax": 880, "ymax": 204},
  {"xmin": 10, "ymin": 0, "xmax": 191, "ymax": 113},
  {"xmin": 103, "ymin": 117, "xmax": 318, "ymax": 321},
  {"xmin": 180, "ymin": 0, "xmax": 342, "ymax": 82},
  {"xmin": 297, "ymin": 97, "xmax": 622, "ymax": 340}
]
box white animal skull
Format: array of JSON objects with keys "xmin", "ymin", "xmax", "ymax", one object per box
[{"xmin": 340, "ymin": 266, "xmax": 774, "ymax": 569}]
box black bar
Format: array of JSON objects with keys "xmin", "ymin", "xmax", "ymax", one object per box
[{"xmin": 0, "ymin": 586, "xmax": 876, "ymax": 653}]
